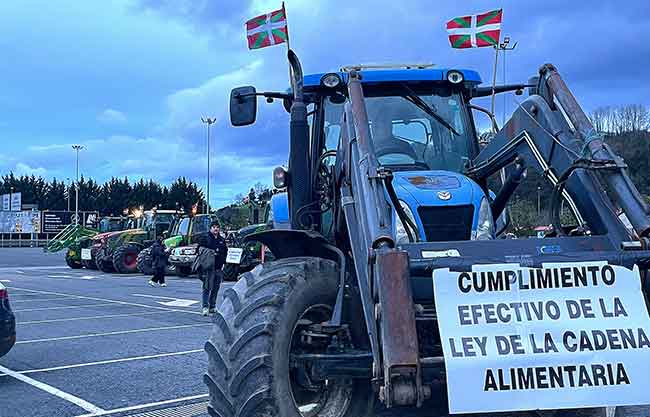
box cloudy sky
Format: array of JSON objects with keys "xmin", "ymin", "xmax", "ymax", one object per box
[{"xmin": 0, "ymin": 0, "xmax": 648, "ymax": 207}]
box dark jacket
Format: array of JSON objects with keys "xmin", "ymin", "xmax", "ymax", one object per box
[
  {"xmin": 198, "ymin": 232, "xmax": 227, "ymax": 269},
  {"xmin": 151, "ymin": 241, "xmax": 167, "ymax": 269}
]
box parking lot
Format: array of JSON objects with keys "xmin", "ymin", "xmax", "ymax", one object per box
[{"xmin": 0, "ymin": 249, "xmax": 221, "ymax": 417}]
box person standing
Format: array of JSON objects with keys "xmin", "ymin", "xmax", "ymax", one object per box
[
  {"xmin": 197, "ymin": 220, "xmax": 227, "ymax": 316},
  {"xmin": 149, "ymin": 236, "xmax": 168, "ymax": 287}
]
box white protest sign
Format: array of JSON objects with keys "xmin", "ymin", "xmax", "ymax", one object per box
[
  {"xmin": 226, "ymin": 248, "xmax": 244, "ymax": 264},
  {"xmin": 81, "ymin": 249, "xmax": 92, "ymax": 260},
  {"xmin": 433, "ymin": 261, "xmax": 650, "ymax": 414}
]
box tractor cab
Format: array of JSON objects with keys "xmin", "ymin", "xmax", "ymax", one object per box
[
  {"xmin": 232, "ymin": 64, "xmax": 499, "ymax": 244},
  {"xmin": 142, "ymin": 209, "xmax": 176, "ymax": 239}
]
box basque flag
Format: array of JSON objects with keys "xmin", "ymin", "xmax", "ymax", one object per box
[
  {"xmin": 246, "ymin": 5, "xmax": 288, "ymax": 50},
  {"xmin": 446, "ymin": 9, "xmax": 502, "ymax": 49}
]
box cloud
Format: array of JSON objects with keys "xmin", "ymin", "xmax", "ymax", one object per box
[
  {"xmin": 98, "ymin": 108, "xmax": 127, "ymax": 124},
  {"xmin": 3, "ymin": 0, "xmax": 650, "ymax": 209},
  {"xmin": 164, "ymin": 60, "xmax": 263, "ymax": 134},
  {"xmin": 14, "ymin": 162, "xmax": 47, "ymax": 177}
]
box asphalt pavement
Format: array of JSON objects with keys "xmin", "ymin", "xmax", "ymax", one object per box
[
  {"xmin": 2, "ymin": 249, "xmax": 649, "ymax": 417},
  {"xmin": 0, "ymin": 248, "xmax": 219, "ymax": 417}
]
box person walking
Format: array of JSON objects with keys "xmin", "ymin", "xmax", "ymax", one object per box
[
  {"xmin": 197, "ymin": 220, "xmax": 227, "ymax": 316},
  {"xmin": 148, "ymin": 236, "xmax": 168, "ymax": 287}
]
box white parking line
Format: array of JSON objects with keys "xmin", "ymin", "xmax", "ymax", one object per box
[
  {"xmin": 0, "ymin": 265, "xmax": 69, "ymax": 271},
  {"xmin": 0, "ymin": 349, "xmax": 203, "ymax": 376},
  {"xmin": 12, "ymin": 303, "xmax": 118, "ymax": 312},
  {"xmin": 75, "ymin": 394, "xmax": 208, "ymax": 417},
  {"xmin": 0, "ymin": 364, "xmax": 105, "ymax": 413},
  {"xmin": 8, "ymin": 286, "xmax": 203, "ymax": 315},
  {"xmin": 10, "ymin": 296, "xmax": 76, "ymax": 303},
  {"xmin": 16, "ymin": 323, "xmax": 210, "ymax": 344},
  {"xmin": 18, "ymin": 310, "xmax": 179, "ymax": 325}
]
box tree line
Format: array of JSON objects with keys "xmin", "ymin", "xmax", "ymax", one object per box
[{"xmin": 0, "ymin": 174, "xmax": 205, "ymax": 216}]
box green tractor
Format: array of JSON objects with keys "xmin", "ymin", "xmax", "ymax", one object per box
[
  {"xmin": 95, "ymin": 210, "xmax": 177, "ymax": 274},
  {"xmin": 162, "ymin": 214, "xmax": 219, "ymax": 277},
  {"xmin": 137, "ymin": 213, "xmax": 218, "ymax": 276},
  {"xmin": 78, "ymin": 217, "xmax": 130, "ymax": 269},
  {"xmin": 45, "ymin": 216, "xmax": 128, "ymax": 269}
]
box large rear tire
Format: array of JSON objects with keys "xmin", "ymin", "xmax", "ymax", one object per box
[
  {"xmin": 222, "ymin": 264, "xmax": 239, "ymax": 282},
  {"xmin": 136, "ymin": 247, "xmax": 154, "ymax": 275},
  {"xmin": 204, "ymin": 257, "xmax": 373, "ymax": 417},
  {"xmin": 113, "ymin": 243, "xmax": 141, "ymax": 274},
  {"xmin": 95, "ymin": 248, "xmax": 114, "ymax": 273}
]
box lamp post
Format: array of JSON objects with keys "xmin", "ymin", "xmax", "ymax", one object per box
[
  {"xmin": 537, "ymin": 186, "xmax": 542, "ymax": 216},
  {"xmin": 66, "ymin": 177, "xmax": 71, "ymax": 211},
  {"xmin": 490, "ymin": 36, "xmax": 517, "ymax": 118},
  {"xmin": 72, "ymin": 145, "xmax": 84, "ymax": 225},
  {"xmin": 9, "ymin": 186, "xmax": 14, "ymax": 211},
  {"xmin": 201, "ymin": 117, "xmax": 216, "ymax": 214}
]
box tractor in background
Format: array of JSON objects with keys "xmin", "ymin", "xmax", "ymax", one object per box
[
  {"xmin": 44, "ymin": 216, "xmax": 128, "ymax": 269},
  {"xmin": 203, "ymin": 50, "xmax": 650, "ymax": 417},
  {"xmin": 95, "ymin": 209, "xmax": 177, "ymax": 273},
  {"xmin": 168, "ymin": 192, "xmax": 289, "ymax": 280},
  {"xmin": 137, "ymin": 213, "xmax": 218, "ymax": 276}
]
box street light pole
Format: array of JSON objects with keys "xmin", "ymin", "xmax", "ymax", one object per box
[
  {"xmin": 537, "ymin": 186, "xmax": 542, "ymax": 216},
  {"xmin": 201, "ymin": 117, "xmax": 216, "ymax": 214},
  {"xmin": 72, "ymin": 145, "xmax": 84, "ymax": 225},
  {"xmin": 66, "ymin": 177, "xmax": 71, "ymax": 211},
  {"xmin": 490, "ymin": 36, "xmax": 517, "ymax": 119}
]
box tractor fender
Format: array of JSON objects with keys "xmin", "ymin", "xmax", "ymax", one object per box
[{"xmin": 243, "ymin": 229, "xmax": 337, "ymax": 262}]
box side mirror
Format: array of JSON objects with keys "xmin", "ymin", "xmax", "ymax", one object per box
[{"xmin": 230, "ymin": 86, "xmax": 257, "ymax": 126}]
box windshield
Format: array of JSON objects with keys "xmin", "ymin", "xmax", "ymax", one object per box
[
  {"xmin": 192, "ymin": 216, "xmax": 212, "ymax": 235},
  {"xmin": 176, "ymin": 217, "xmax": 190, "ymax": 236},
  {"xmin": 324, "ymin": 89, "xmax": 474, "ymax": 173},
  {"xmin": 99, "ymin": 218, "xmax": 124, "ymax": 233}
]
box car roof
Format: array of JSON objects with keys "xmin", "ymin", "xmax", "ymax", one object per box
[{"xmin": 303, "ymin": 68, "xmax": 481, "ymax": 90}]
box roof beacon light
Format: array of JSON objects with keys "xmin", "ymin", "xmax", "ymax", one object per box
[
  {"xmin": 447, "ymin": 70, "xmax": 464, "ymax": 84},
  {"xmin": 320, "ymin": 73, "xmax": 341, "ymax": 88}
]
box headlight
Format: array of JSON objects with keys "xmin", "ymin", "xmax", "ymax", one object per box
[
  {"xmin": 395, "ymin": 200, "xmax": 418, "ymax": 244},
  {"xmin": 474, "ymin": 197, "xmax": 495, "ymax": 240},
  {"xmin": 320, "ymin": 73, "xmax": 341, "ymax": 88},
  {"xmin": 447, "ymin": 70, "xmax": 464, "ymax": 84}
]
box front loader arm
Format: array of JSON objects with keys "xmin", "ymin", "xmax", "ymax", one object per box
[
  {"xmin": 338, "ymin": 71, "xmax": 427, "ymax": 408},
  {"xmin": 468, "ymin": 64, "xmax": 650, "ymax": 246}
]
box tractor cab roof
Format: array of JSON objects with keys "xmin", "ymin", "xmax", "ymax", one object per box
[{"xmin": 302, "ymin": 68, "xmax": 481, "ymax": 93}]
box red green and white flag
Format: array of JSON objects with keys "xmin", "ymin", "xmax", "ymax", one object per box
[
  {"xmin": 446, "ymin": 9, "xmax": 502, "ymax": 49},
  {"xmin": 245, "ymin": 5, "xmax": 288, "ymax": 50}
]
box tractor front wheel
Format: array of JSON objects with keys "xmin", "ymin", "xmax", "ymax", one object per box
[
  {"xmin": 136, "ymin": 247, "xmax": 154, "ymax": 275},
  {"xmin": 113, "ymin": 244, "xmax": 141, "ymax": 274},
  {"xmin": 65, "ymin": 251, "xmax": 82, "ymax": 269},
  {"xmin": 204, "ymin": 257, "xmax": 373, "ymax": 417}
]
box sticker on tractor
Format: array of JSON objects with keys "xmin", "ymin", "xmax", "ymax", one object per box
[
  {"xmin": 432, "ymin": 261, "xmax": 650, "ymax": 414},
  {"xmin": 81, "ymin": 249, "xmax": 92, "ymax": 260},
  {"xmin": 422, "ymin": 249, "xmax": 460, "ymax": 258},
  {"xmin": 226, "ymin": 248, "xmax": 244, "ymax": 264}
]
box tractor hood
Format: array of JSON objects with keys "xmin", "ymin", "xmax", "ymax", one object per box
[
  {"xmin": 92, "ymin": 231, "xmax": 117, "ymax": 241},
  {"xmin": 392, "ymin": 170, "xmax": 479, "ymax": 206},
  {"xmin": 164, "ymin": 234, "xmax": 183, "ymax": 249}
]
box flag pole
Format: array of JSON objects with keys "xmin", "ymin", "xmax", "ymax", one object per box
[
  {"xmin": 282, "ymin": 2, "xmax": 294, "ymax": 91},
  {"xmin": 490, "ymin": 43, "xmax": 500, "ymax": 117}
]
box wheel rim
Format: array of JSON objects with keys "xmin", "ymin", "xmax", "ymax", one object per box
[{"xmin": 289, "ymin": 304, "xmax": 354, "ymax": 417}]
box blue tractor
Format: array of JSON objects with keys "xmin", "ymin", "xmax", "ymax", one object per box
[{"xmin": 205, "ymin": 52, "xmax": 650, "ymax": 417}]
